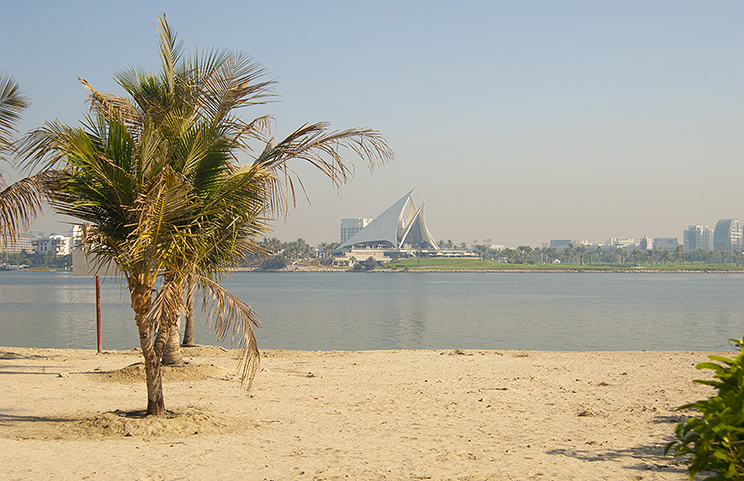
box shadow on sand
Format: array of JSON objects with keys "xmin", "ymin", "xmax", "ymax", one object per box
[
  {"xmin": 0, "ymin": 412, "xmax": 79, "ymax": 427},
  {"xmin": 546, "ymin": 437, "xmax": 689, "ymax": 475},
  {"xmin": 0, "ymin": 351, "xmax": 49, "ymax": 360}
]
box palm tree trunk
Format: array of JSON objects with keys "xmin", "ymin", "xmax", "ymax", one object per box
[
  {"xmin": 161, "ymin": 275, "xmax": 185, "ymax": 365},
  {"xmin": 161, "ymin": 317, "xmax": 184, "ymax": 365},
  {"xmin": 182, "ymin": 273, "xmax": 195, "ymax": 346},
  {"xmin": 131, "ymin": 284, "xmax": 165, "ymax": 416}
]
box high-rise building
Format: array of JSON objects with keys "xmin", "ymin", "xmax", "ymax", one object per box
[
  {"xmin": 340, "ymin": 218, "xmax": 373, "ymax": 244},
  {"xmin": 713, "ymin": 219, "xmax": 743, "ymax": 252},
  {"xmin": 640, "ymin": 237, "xmax": 653, "ymax": 250},
  {"xmin": 683, "ymin": 225, "xmax": 714, "ymax": 253},
  {"xmin": 0, "ymin": 232, "xmax": 34, "ymax": 254}
]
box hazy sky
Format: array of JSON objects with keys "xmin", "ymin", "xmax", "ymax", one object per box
[{"xmin": 3, "ymin": 1, "xmax": 743, "ymax": 247}]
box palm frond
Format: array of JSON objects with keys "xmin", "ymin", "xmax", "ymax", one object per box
[
  {"xmin": 157, "ymin": 13, "xmax": 184, "ymax": 101},
  {"xmin": 251, "ymin": 122, "xmax": 394, "ymax": 217},
  {"xmin": 79, "ymin": 78, "xmax": 143, "ymax": 132},
  {"xmin": 147, "ymin": 278, "xmax": 185, "ymax": 338},
  {"xmin": 197, "ymin": 275, "xmax": 260, "ymax": 389},
  {"xmin": 0, "ymin": 171, "xmax": 52, "ymax": 244},
  {"xmin": 0, "ymin": 73, "xmax": 30, "ymax": 151},
  {"xmin": 15, "ymin": 120, "xmax": 73, "ymax": 173}
]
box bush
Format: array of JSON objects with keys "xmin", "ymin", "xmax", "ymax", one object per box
[
  {"xmin": 665, "ymin": 337, "xmax": 744, "ymax": 480},
  {"xmin": 365, "ymin": 256, "xmax": 377, "ymax": 271},
  {"xmin": 261, "ymin": 255, "xmax": 287, "ymax": 270}
]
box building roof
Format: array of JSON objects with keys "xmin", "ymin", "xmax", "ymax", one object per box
[{"xmin": 340, "ymin": 189, "xmax": 439, "ymax": 250}]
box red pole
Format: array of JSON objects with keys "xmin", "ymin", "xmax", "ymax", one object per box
[{"xmin": 96, "ymin": 275, "xmax": 102, "ymax": 353}]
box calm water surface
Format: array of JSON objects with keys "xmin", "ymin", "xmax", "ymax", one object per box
[{"xmin": 0, "ymin": 271, "xmax": 742, "ymax": 351}]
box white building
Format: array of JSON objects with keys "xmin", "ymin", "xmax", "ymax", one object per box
[
  {"xmin": 683, "ymin": 225, "xmax": 714, "ymax": 253},
  {"xmin": 605, "ymin": 238, "xmax": 636, "ymax": 249},
  {"xmin": 35, "ymin": 233, "xmax": 73, "ymax": 256},
  {"xmin": 713, "ymin": 219, "xmax": 743, "ymax": 253},
  {"xmin": 340, "ymin": 218, "xmax": 373, "ymax": 244},
  {"xmin": 0, "ymin": 232, "xmax": 34, "ymax": 254}
]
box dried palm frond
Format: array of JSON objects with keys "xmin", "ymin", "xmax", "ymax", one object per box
[
  {"xmin": 198, "ymin": 275, "xmax": 260, "ymax": 389},
  {"xmin": 148, "ymin": 278, "xmax": 186, "ymax": 337}
]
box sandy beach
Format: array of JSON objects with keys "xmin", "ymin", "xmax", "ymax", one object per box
[{"xmin": 0, "ymin": 346, "xmax": 722, "ymax": 480}]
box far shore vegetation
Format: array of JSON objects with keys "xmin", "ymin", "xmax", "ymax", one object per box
[
  {"xmin": 381, "ymin": 257, "xmax": 744, "ymax": 271},
  {"xmin": 1, "ymin": 251, "xmax": 71, "ymax": 270},
  {"xmin": 228, "ymin": 238, "xmax": 744, "ymax": 272}
]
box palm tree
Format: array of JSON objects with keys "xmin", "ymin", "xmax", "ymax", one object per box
[
  {"xmin": 0, "ymin": 74, "xmax": 51, "ymax": 247},
  {"xmin": 517, "ymin": 245, "xmax": 533, "ymax": 264},
  {"xmin": 658, "ymin": 250, "xmax": 671, "ymax": 265},
  {"xmin": 542, "ymin": 246, "xmax": 558, "ymax": 264},
  {"xmin": 561, "ymin": 244, "xmax": 575, "ymax": 264},
  {"xmin": 22, "ymin": 15, "xmax": 393, "ymax": 415},
  {"xmin": 646, "ymin": 249, "xmax": 655, "ymax": 267},
  {"xmin": 573, "ymin": 245, "xmax": 587, "ymax": 266},
  {"xmin": 616, "ymin": 247, "xmax": 627, "ymax": 266}
]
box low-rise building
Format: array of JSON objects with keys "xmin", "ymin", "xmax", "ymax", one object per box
[
  {"xmin": 549, "ymin": 239, "xmax": 572, "ymax": 249},
  {"xmin": 35, "ymin": 233, "xmax": 74, "ymax": 256},
  {"xmin": 653, "ymin": 238, "xmax": 679, "ymax": 251},
  {"xmin": 605, "ymin": 238, "xmax": 636, "ymax": 249}
]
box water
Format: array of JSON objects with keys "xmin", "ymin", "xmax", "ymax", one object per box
[{"xmin": 0, "ymin": 271, "xmax": 742, "ymax": 351}]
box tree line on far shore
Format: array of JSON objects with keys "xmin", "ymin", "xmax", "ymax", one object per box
[
  {"xmin": 1, "ymin": 250, "xmax": 71, "ymax": 269},
  {"xmin": 249, "ymin": 239, "xmax": 744, "ymax": 270},
  {"xmin": 473, "ymin": 243, "xmax": 744, "ymax": 267}
]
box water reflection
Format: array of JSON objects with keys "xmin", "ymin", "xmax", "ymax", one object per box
[{"xmin": 1, "ymin": 271, "xmax": 743, "ymax": 351}]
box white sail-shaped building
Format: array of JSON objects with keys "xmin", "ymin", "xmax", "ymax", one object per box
[{"xmin": 340, "ymin": 189, "xmax": 439, "ymax": 250}]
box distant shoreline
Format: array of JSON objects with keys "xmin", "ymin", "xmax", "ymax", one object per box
[
  {"xmin": 235, "ymin": 266, "xmax": 744, "ymax": 274},
  {"xmin": 4, "ymin": 266, "xmax": 743, "ymax": 274}
]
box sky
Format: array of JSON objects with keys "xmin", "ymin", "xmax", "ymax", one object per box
[{"xmin": 2, "ymin": 1, "xmax": 743, "ymax": 247}]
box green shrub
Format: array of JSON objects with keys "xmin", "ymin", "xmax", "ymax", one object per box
[
  {"xmin": 261, "ymin": 255, "xmax": 287, "ymax": 270},
  {"xmin": 364, "ymin": 256, "xmax": 377, "ymax": 271},
  {"xmin": 665, "ymin": 337, "xmax": 744, "ymax": 480}
]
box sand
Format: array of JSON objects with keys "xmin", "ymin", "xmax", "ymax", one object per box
[{"xmin": 0, "ymin": 346, "xmax": 724, "ymax": 480}]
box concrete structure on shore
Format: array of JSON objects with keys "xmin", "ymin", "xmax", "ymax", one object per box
[{"xmin": 340, "ymin": 189, "xmax": 438, "ymax": 251}]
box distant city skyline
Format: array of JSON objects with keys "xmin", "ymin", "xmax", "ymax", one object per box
[
  {"xmin": 4, "ymin": 2, "xmax": 742, "ymax": 248},
  {"xmin": 15, "ymin": 215, "xmax": 744, "ymax": 252}
]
